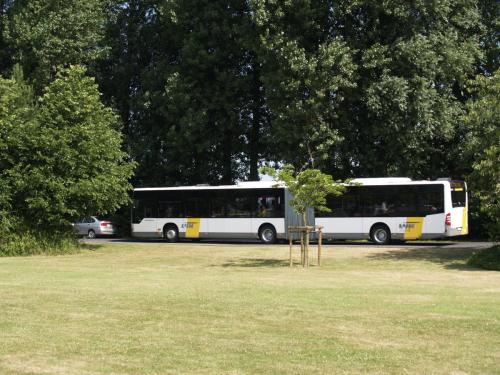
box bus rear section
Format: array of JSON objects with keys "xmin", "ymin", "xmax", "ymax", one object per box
[
  {"xmin": 445, "ymin": 181, "xmax": 468, "ymax": 237},
  {"xmin": 315, "ymin": 179, "xmax": 469, "ymax": 244}
]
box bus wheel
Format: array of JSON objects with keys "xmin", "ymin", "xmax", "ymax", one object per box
[
  {"xmin": 370, "ymin": 224, "xmax": 391, "ymax": 245},
  {"xmin": 259, "ymin": 225, "xmax": 277, "ymax": 244},
  {"xmin": 163, "ymin": 225, "xmax": 179, "ymax": 242}
]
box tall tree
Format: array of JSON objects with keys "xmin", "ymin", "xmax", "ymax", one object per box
[
  {"xmin": 159, "ymin": 0, "xmax": 254, "ymax": 184},
  {"xmin": 251, "ymin": 0, "xmax": 355, "ymax": 170},
  {"xmin": 463, "ymin": 71, "xmax": 500, "ymax": 239},
  {"xmin": 98, "ymin": 1, "xmax": 281, "ymax": 186},
  {"xmin": 3, "ymin": 0, "xmax": 107, "ymax": 91},
  {"xmin": 0, "ymin": 65, "xmax": 135, "ymax": 232},
  {"xmin": 95, "ymin": 0, "xmax": 159, "ymax": 162},
  {"xmin": 478, "ymin": 0, "xmax": 500, "ymax": 75},
  {"xmin": 0, "ymin": 64, "xmax": 34, "ymax": 232},
  {"xmin": 330, "ymin": 0, "xmax": 482, "ymax": 179},
  {"xmin": 0, "ymin": 0, "xmax": 14, "ymax": 74},
  {"xmin": 95, "ymin": 0, "xmax": 489, "ymax": 187}
]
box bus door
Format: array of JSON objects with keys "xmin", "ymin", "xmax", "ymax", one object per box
[
  {"xmin": 316, "ymin": 189, "xmax": 363, "ymax": 239},
  {"xmin": 208, "ymin": 191, "xmax": 253, "ymax": 238},
  {"xmin": 132, "ymin": 199, "xmax": 158, "ymax": 237},
  {"xmin": 183, "ymin": 197, "xmax": 209, "ymax": 239}
]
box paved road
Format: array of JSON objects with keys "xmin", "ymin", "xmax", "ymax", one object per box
[{"xmin": 84, "ymin": 237, "xmax": 495, "ymax": 249}]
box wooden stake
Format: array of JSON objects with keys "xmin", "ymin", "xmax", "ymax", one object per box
[
  {"xmin": 305, "ymin": 229, "xmax": 310, "ymax": 268},
  {"xmin": 289, "ymin": 234, "xmax": 293, "ymax": 267},
  {"xmin": 318, "ymin": 228, "xmax": 322, "ymax": 266},
  {"xmin": 300, "ymin": 232, "xmax": 304, "ymax": 267}
]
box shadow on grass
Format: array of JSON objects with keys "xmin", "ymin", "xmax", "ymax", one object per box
[
  {"xmin": 80, "ymin": 243, "xmax": 104, "ymax": 252},
  {"xmin": 221, "ymin": 258, "xmax": 290, "ymax": 268},
  {"xmin": 368, "ymin": 246, "xmax": 486, "ymax": 271}
]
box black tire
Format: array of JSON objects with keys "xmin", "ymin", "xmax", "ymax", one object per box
[
  {"xmin": 163, "ymin": 225, "xmax": 179, "ymax": 242},
  {"xmin": 259, "ymin": 225, "xmax": 277, "ymax": 244},
  {"xmin": 87, "ymin": 229, "xmax": 96, "ymax": 239},
  {"xmin": 370, "ymin": 224, "xmax": 391, "ymax": 245}
]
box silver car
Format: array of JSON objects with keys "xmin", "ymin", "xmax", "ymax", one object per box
[{"xmin": 73, "ymin": 216, "xmax": 117, "ymax": 238}]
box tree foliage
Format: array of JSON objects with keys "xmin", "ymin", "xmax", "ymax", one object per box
[
  {"xmin": 464, "ymin": 70, "xmax": 500, "ymax": 239},
  {"xmin": 252, "ymin": 0, "xmax": 356, "ymax": 169},
  {"xmin": 478, "ymin": 0, "xmax": 500, "ymax": 75},
  {"xmin": 3, "ymin": 0, "xmax": 108, "ymax": 91},
  {"xmin": 0, "ymin": 65, "xmax": 135, "ymax": 234},
  {"xmin": 0, "ymin": 0, "xmax": 498, "ymax": 240},
  {"xmin": 260, "ymin": 165, "xmax": 345, "ymax": 225},
  {"xmin": 93, "ymin": 0, "xmax": 489, "ymax": 184},
  {"xmin": 0, "ymin": 64, "xmax": 34, "ymax": 232},
  {"xmin": 328, "ymin": 0, "xmax": 483, "ymax": 178}
]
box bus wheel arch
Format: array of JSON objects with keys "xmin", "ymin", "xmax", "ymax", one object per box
[
  {"xmin": 163, "ymin": 223, "xmax": 179, "ymax": 242},
  {"xmin": 370, "ymin": 223, "xmax": 391, "ymax": 245},
  {"xmin": 258, "ymin": 224, "xmax": 277, "ymax": 244}
]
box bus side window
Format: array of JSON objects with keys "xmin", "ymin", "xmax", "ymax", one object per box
[
  {"xmin": 144, "ymin": 204, "xmax": 155, "ymax": 218},
  {"xmin": 344, "ymin": 195, "xmax": 361, "ymax": 217},
  {"xmin": 225, "ymin": 192, "xmax": 253, "ymax": 218},
  {"xmin": 257, "ymin": 196, "xmax": 280, "ymax": 218},
  {"xmin": 158, "ymin": 201, "xmax": 182, "ymax": 218},
  {"xmin": 363, "ymin": 187, "xmax": 389, "ymax": 217},
  {"xmin": 417, "ymin": 185, "xmax": 444, "ymax": 215},
  {"xmin": 211, "ymin": 197, "xmax": 226, "ymax": 218},
  {"xmin": 257, "ymin": 197, "xmax": 269, "ymax": 217}
]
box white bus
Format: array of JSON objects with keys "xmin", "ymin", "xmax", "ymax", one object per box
[
  {"xmin": 131, "ymin": 178, "xmax": 468, "ymax": 244},
  {"xmin": 315, "ymin": 178, "xmax": 468, "ymax": 244}
]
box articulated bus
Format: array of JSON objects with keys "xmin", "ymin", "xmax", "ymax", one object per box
[{"xmin": 131, "ymin": 178, "xmax": 468, "ymax": 244}]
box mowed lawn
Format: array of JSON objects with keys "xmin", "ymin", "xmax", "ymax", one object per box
[{"xmin": 0, "ymin": 242, "xmax": 499, "ymax": 375}]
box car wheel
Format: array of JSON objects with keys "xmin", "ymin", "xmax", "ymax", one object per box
[
  {"xmin": 370, "ymin": 224, "xmax": 391, "ymax": 245},
  {"xmin": 87, "ymin": 229, "xmax": 96, "ymax": 239},
  {"xmin": 259, "ymin": 225, "xmax": 277, "ymax": 244},
  {"xmin": 164, "ymin": 225, "xmax": 179, "ymax": 242}
]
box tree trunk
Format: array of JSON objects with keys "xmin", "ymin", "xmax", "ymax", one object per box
[
  {"xmin": 222, "ymin": 129, "xmax": 233, "ymax": 184},
  {"xmin": 302, "ymin": 211, "xmax": 309, "ymax": 267},
  {"xmin": 248, "ymin": 59, "xmax": 262, "ymax": 181}
]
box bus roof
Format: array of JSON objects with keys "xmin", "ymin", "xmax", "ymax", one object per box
[
  {"xmin": 134, "ymin": 180, "xmax": 284, "ymax": 192},
  {"xmin": 351, "ymin": 178, "xmax": 451, "ymax": 186},
  {"xmin": 133, "ymin": 178, "xmax": 452, "ymax": 192}
]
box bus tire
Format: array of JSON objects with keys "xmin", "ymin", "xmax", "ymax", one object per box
[
  {"xmin": 163, "ymin": 224, "xmax": 179, "ymax": 242},
  {"xmin": 370, "ymin": 224, "xmax": 391, "ymax": 245},
  {"xmin": 259, "ymin": 224, "xmax": 277, "ymax": 244}
]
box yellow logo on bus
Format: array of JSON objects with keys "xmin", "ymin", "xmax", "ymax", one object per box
[
  {"xmin": 403, "ymin": 217, "xmax": 424, "ymax": 240},
  {"xmin": 185, "ymin": 218, "xmax": 201, "ymax": 238}
]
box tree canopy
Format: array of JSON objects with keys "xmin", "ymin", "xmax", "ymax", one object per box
[
  {"xmin": 0, "ymin": 65, "xmax": 135, "ymax": 234},
  {"xmin": 464, "ymin": 71, "xmax": 500, "ymax": 239},
  {"xmin": 1, "ymin": 0, "xmax": 498, "ymax": 238},
  {"xmin": 260, "ymin": 165, "xmax": 346, "ymax": 226}
]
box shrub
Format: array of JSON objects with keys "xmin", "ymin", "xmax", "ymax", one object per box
[
  {"xmin": 467, "ymin": 245, "xmax": 500, "ymax": 271},
  {"xmin": 0, "ymin": 229, "xmax": 80, "ymax": 257}
]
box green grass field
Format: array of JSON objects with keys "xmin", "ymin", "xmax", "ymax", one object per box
[{"xmin": 1, "ymin": 242, "xmax": 499, "ymax": 374}]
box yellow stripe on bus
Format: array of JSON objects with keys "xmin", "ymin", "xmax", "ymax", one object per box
[
  {"xmin": 185, "ymin": 218, "xmax": 201, "ymax": 238},
  {"xmin": 461, "ymin": 205, "xmax": 468, "ymax": 235},
  {"xmin": 404, "ymin": 217, "xmax": 424, "ymax": 240}
]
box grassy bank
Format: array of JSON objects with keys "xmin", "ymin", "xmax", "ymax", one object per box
[
  {"xmin": 0, "ymin": 243, "xmax": 499, "ymax": 374},
  {"xmin": 468, "ymin": 245, "xmax": 500, "ymax": 270},
  {"xmin": 0, "ymin": 230, "xmax": 79, "ymax": 257}
]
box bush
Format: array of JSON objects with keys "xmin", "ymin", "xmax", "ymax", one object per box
[
  {"xmin": 0, "ymin": 230, "xmax": 80, "ymax": 257},
  {"xmin": 467, "ymin": 245, "xmax": 500, "ymax": 271}
]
